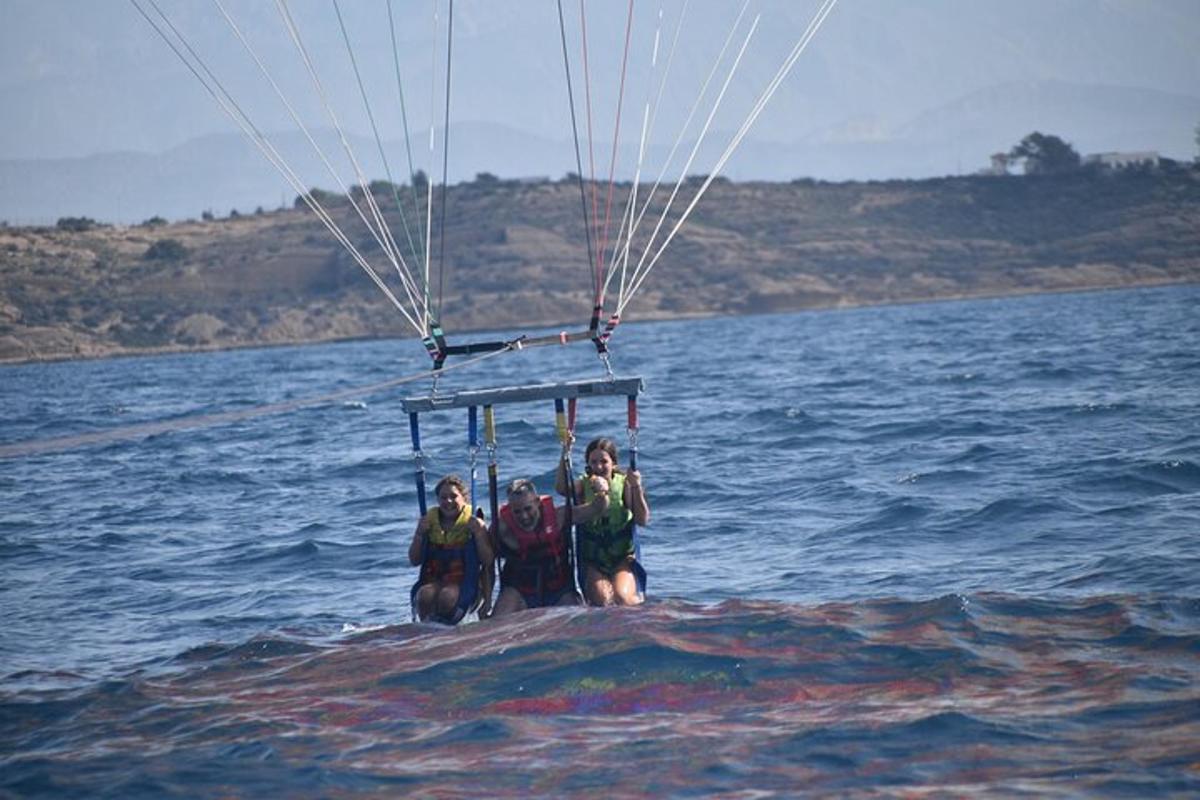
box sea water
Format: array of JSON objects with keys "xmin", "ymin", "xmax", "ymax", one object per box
[{"xmin": 2, "ymin": 285, "xmax": 1198, "ymax": 796}]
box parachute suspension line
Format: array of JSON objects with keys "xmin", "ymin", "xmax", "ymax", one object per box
[
  {"xmin": 603, "ymin": 1, "xmax": 672, "ymax": 334},
  {"xmin": 133, "ymin": 0, "xmax": 423, "ymax": 334},
  {"xmin": 216, "ymin": 0, "xmax": 425, "ymax": 326},
  {"xmin": 275, "ymin": 0, "xmax": 413, "ymax": 297},
  {"xmin": 388, "ymin": 0, "xmax": 430, "ymax": 295},
  {"xmin": 591, "ymin": 0, "xmax": 636, "ymax": 325},
  {"xmin": 619, "ymin": 9, "xmax": 762, "ymax": 315},
  {"xmin": 578, "ymin": 0, "xmax": 602, "ymax": 303},
  {"xmin": 424, "ymin": 0, "xmax": 440, "ymax": 334},
  {"xmin": 617, "ymin": 0, "xmax": 746, "ymax": 293},
  {"xmin": 621, "ymin": 0, "xmax": 840, "ymax": 313},
  {"xmin": 624, "ymin": 12, "xmax": 753, "ymax": 311},
  {"xmin": 435, "ymin": 0, "xmax": 456, "ymax": 324},
  {"xmin": 331, "ymin": 0, "xmax": 429, "ymax": 321},
  {"xmin": 335, "ymin": 0, "xmax": 424, "ymax": 276},
  {"xmin": 556, "ymin": 0, "xmax": 598, "ymax": 304},
  {"xmin": 638, "ymin": 0, "xmax": 690, "ymax": 184}
]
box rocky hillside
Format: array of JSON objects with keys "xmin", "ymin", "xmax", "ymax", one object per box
[{"xmin": 3, "ymin": 168, "xmax": 1198, "ymax": 364}]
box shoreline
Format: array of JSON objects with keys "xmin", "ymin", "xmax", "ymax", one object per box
[
  {"xmin": 5, "ymin": 169, "xmax": 1198, "ymax": 367},
  {"xmin": 3, "ymin": 279, "xmax": 1191, "ymax": 369}
]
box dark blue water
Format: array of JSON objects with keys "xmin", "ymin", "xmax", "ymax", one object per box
[{"xmin": 3, "ymin": 285, "xmax": 1199, "ymax": 796}]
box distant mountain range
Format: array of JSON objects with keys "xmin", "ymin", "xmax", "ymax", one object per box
[{"xmin": 3, "ymin": 79, "xmax": 1195, "ymax": 225}]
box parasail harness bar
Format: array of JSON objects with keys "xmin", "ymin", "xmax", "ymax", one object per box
[{"xmin": 401, "ymin": 377, "xmax": 643, "ymax": 414}]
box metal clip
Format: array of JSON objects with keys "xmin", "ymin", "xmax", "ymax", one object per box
[{"xmin": 599, "ymin": 350, "xmax": 615, "ymax": 382}]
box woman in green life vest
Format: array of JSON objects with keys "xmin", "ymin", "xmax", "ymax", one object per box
[{"xmin": 555, "ymin": 437, "xmax": 650, "ymax": 606}]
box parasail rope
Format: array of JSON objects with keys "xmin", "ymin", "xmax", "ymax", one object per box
[
  {"xmin": 619, "ymin": 9, "xmax": 759, "ymax": 315},
  {"xmin": 591, "ymin": 0, "xmax": 637, "ymax": 314},
  {"xmin": 388, "ymin": 0, "xmax": 429, "ymax": 285},
  {"xmin": 619, "ymin": 0, "xmax": 840, "ymax": 314},
  {"xmin": 0, "ymin": 343, "xmax": 521, "ymax": 460},
  {"xmin": 424, "ymin": 0, "xmax": 441, "ymax": 329},
  {"xmin": 608, "ymin": 0, "xmax": 746, "ymax": 302},
  {"xmin": 276, "ymin": 0, "xmax": 417, "ymax": 303},
  {"xmin": 578, "ymin": 0, "xmax": 601, "ymax": 295},
  {"xmin": 132, "ymin": 0, "xmax": 424, "ymax": 335},
  {"xmin": 436, "ymin": 0, "xmax": 455, "ymax": 322},
  {"xmin": 556, "ymin": 0, "xmax": 597, "ymax": 301},
  {"xmin": 606, "ymin": 0, "xmax": 675, "ymax": 313},
  {"xmin": 335, "ymin": 0, "xmax": 425, "ymax": 275},
  {"xmin": 214, "ymin": 0, "xmax": 427, "ymax": 325}
]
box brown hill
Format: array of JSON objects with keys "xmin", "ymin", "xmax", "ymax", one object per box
[{"xmin": 2, "ymin": 169, "xmax": 1198, "ymax": 364}]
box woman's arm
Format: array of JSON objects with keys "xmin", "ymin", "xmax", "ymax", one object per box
[
  {"xmin": 571, "ymin": 476, "xmax": 611, "ymax": 525},
  {"xmin": 625, "ymin": 469, "xmax": 650, "ymax": 526}
]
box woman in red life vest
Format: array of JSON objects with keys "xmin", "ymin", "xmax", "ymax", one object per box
[
  {"xmin": 556, "ymin": 437, "xmax": 650, "ymax": 607},
  {"xmin": 491, "ymin": 476, "xmax": 611, "ymax": 617},
  {"xmin": 408, "ymin": 475, "xmax": 495, "ymax": 622}
]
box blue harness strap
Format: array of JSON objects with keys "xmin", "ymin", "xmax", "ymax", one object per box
[
  {"xmin": 627, "ymin": 392, "xmax": 647, "ymax": 598},
  {"xmin": 410, "ymin": 534, "xmax": 481, "ymax": 625}
]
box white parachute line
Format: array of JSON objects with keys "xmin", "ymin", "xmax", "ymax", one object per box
[
  {"xmin": 618, "ymin": 0, "xmax": 746, "ymax": 284},
  {"xmin": 620, "ymin": 0, "xmax": 840, "ymax": 314},
  {"xmin": 274, "ymin": 0, "xmax": 423, "ymax": 315},
  {"xmin": 424, "ymin": 0, "xmax": 441, "ymax": 329},
  {"xmin": 601, "ymin": 184, "xmax": 638, "ymax": 304},
  {"xmin": 622, "ymin": 10, "xmax": 760, "ymax": 308},
  {"xmin": 131, "ymin": 0, "xmax": 425, "ymax": 334},
  {"xmin": 603, "ymin": 3, "xmax": 666, "ymax": 310},
  {"xmin": 273, "ymin": 1, "xmax": 407, "ymax": 261},
  {"xmin": 640, "ymin": 0, "xmax": 690, "ymax": 174},
  {"xmin": 214, "ymin": 0, "xmax": 428, "ymax": 324},
  {"xmin": 387, "ymin": 0, "xmax": 430, "ymax": 302},
  {"xmin": 334, "ymin": 0, "xmax": 426, "ymax": 274}
]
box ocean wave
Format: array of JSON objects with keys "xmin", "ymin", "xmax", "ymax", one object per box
[{"xmin": 2, "ymin": 595, "xmax": 1197, "ymax": 797}]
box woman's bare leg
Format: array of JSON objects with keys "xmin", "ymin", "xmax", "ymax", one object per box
[
  {"xmin": 435, "ymin": 584, "xmax": 461, "ymax": 619},
  {"xmin": 612, "ymin": 564, "xmax": 643, "ymax": 606},
  {"xmin": 414, "ymin": 583, "xmax": 439, "ymax": 620},
  {"xmin": 584, "ymin": 565, "xmax": 616, "ymax": 606},
  {"xmin": 491, "ymin": 586, "xmax": 528, "ymax": 617}
]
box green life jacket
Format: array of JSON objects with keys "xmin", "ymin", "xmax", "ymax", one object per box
[{"xmin": 579, "ymin": 472, "xmax": 635, "ymax": 573}]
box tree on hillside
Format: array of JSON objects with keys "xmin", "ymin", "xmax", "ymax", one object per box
[
  {"xmin": 56, "ymin": 216, "xmax": 98, "ymax": 232},
  {"xmin": 144, "ymin": 239, "xmax": 188, "ymax": 263},
  {"xmin": 1009, "ymin": 132, "xmax": 1081, "ymax": 175}
]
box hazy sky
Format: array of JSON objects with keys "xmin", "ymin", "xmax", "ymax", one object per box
[
  {"xmin": 4, "ymin": 1, "xmax": 1197, "ymax": 150},
  {"xmin": 2, "ymin": 0, "xmax": 1198, "ymax": 215}
]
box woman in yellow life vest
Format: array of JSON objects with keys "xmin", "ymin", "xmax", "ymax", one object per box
[
  {"xmin": 408, "ymin": 475, "xmax": 495, "ymax": 623},
  {"xmin": 555, "ymin": 437, "xmax": 650, "ymax": 606}
]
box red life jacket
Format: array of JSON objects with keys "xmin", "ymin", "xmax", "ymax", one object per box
[{"xmin": 498, "ymin": 495, "xmax": 571, "ymax": 598}]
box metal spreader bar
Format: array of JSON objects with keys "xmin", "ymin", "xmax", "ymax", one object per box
[{"xmin": 401, "ymin": 377, "xmax": 644, "ymax": 414}]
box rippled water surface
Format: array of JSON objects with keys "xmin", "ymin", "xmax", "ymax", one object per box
[{"xmin": 3, "ymin": 285, "xmax": 1199, "ymax": 797}]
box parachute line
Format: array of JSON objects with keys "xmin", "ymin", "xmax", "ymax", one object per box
[
  {"xmin": 334, "ymin": 0, "xmax": 425, "ymax": 273},
  {"xmin": 620, "ymin": 0, "xmax": 841, "ymax": 313},
  {"xmin": 131, "ymin": 0, "xmax": 424, "ymax": 334},
  {"xmin": 556, "ymin": 0, "xmax": 598, "ymax": 299},
  {"xmin": 388, "ymin": 0, "xmax": 430, "ymax": 284}
]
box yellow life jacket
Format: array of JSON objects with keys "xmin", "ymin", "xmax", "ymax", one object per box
[{"xmin": 426, "ymin": 504, "xmax": 474, "ymax": 548}]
